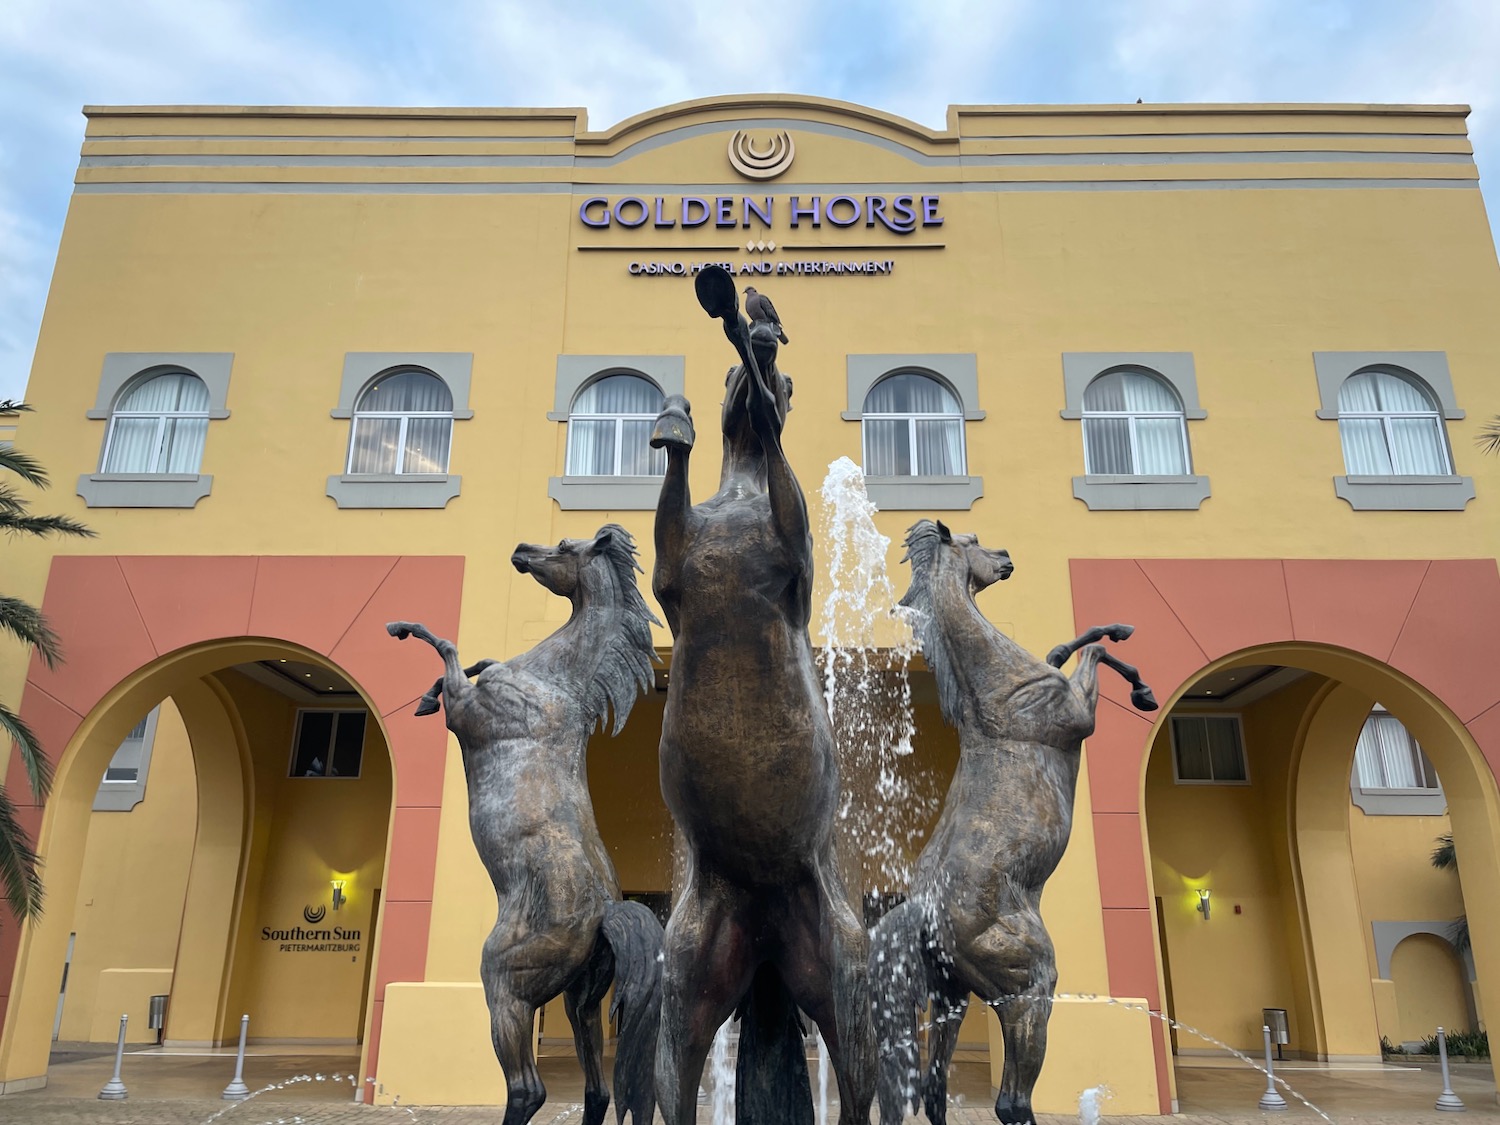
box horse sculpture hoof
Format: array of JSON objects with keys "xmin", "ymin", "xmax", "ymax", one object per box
[
  {"xmin": 650, "ymin": 395, "xmax": 695, "ymax": 451},
  {"xmin": 1131, "ymin": 685, "xmax": 1159, "ymax": 711},
  {"xmin": 1106, "ymin": 623, "xmax": 1135, "ymax": 642},
  {"xmin": 413, "ymin": 694, "xmax": 442, "ymax": 717}
]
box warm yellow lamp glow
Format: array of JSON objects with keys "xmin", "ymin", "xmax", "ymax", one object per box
[
  {"xmin": 331, "ymin": 878, "xmax": 348, "ymax": 912},
  {"xmin": 1195, "ymin": 888, "xmax": 1211, "ymax": 921}
]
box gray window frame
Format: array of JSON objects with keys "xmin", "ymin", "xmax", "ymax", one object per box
[
  {"xmin": 842, "ymin": 354, "xmax": 984, "ymax": 511},
  {"xmin": 1313, "ymin": 352, "xmax": 1474, "ymax": 511},
  {"xmin": 78, "ymin": 353, "xmax": 232, "ymax": 508},
  {"xmin": 1169, "ymin": 712, "xmax": 1250, "ymax": 786},
  {"xmin": 326, "ymin": 353, "xmax": 472, "ymax": 509},
  {"xmin": 1062, "ymin": 353, "xmax": 1210, "ymax": 511},
  {"xmin": 287, "ymin": 708, "xmax": 368, "ymax": 779},
  {"xmin": 1349, "ymin": 707, "xmax": 1448, "ymax": 816},
  {"xmin": 548, "ymin": 356, "xmax": 684, "ymax": 511},
  {"xmin": 93, "ymin": 706, "xmax": 161, "ymax": 812}
]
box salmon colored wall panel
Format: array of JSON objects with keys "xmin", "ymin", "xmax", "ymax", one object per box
[
  {"xmin": 373, "ymin": 899, "xmax": 434, "ymax": 1000},
  {"xmin": 1135, "ymin": 559, "xmax": 1292, "ymax": 661},
  {"xmin": 27, "ymin": 557, "xmax": 157, "ymax": 717},
  {"xmin": 1389, "ymin": 560, "xmax": 1500, "ymax": 724},
  {"xmin": 380, "ymin": 709, "xmax": 450, "ymax": 810},
  {"xmin": 1100, "ymin": 907, "xmax": 1161, "ymax": 1009},
  {"xmin": 384, "ymin": 807, "xmax": 443, "ymax": 903},
  {"xmin": 5, "ymin": 686, "xmax": 80, "ymax": 799},
  {"xmin": 247, "ymin": 556, "xmax": 398, "ymax": 656},
  {"xmin": 332, "ymin": 557, "xmax": 466, "ymax": 716},
  {"xmin": 1084, "ymin": 700, "xmax": 1155, "ymax": 815},
  {"xmin": 1093, "ymin": 811, "xmax": 1151, "ymax": 909},
  {"xmin": 1464, "ymin": 702, "xmax": 1500, "ymax": 787},
  {"xmin": 1069, "ymin": 560, "xmax": 1207, "ymax": 716},
  {"xmin": 117, "ymin": 555, "xmax": 258, "ymax": 656},
  {"xmin": 1283, "ymin": 559, "xmax": 1428, "ymax": 659}
]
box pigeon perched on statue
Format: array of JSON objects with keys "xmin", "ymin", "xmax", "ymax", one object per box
[{"xmin": 743, "ymin": 287, "xmax": 789, "ymax": 344}]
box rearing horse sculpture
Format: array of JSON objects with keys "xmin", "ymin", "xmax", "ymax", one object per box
[
  {"xmin": 870, "ymin": 520, "xmax": 1156, "ymax": 1125},
  {"xmin": 648, "ymin": 266, "xmax": 876, "ymax": 1125},
  {"xmin": 387, "ymin": 524, "xmax": 664, "ymax": 1125}
]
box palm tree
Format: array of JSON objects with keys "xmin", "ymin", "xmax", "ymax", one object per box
[
  {"xmin": 1430, "ymin": 832, "xmax": 1470, "ymax": 952},
  {"xmin": 1480, "ymin": 418, "xmax": 1500, "ymax": 457},
  {"xmin": 1, "ymin": 400, "xmax": 93, "ymax": 928}
]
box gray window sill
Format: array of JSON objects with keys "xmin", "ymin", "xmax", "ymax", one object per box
[
  {"xmin": 863, "ymin": 475, "xmax": 984, "ymax": 511},
  {"xmin": 77, "ymin": 473, "xmax": 213, "ymax": 508},
  {"xmin": 548, "ymin": 475, "xmax": 664, "ymax": 511},
  {"xmin": 1334, "ymin": 475, "xmax": 1475, "ymax": 511},
  {"xmin": 326, "ymin": 473, "xmax": 462, "ymax": 509},
  {"xmin": 1072, "ymin": 474, "xmax": 1211, "ymax": 511},
  {"xmin": 1351, "ymin": 786, "xmax": 1447, "ymax": 816}
]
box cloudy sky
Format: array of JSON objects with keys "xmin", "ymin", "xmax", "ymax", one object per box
[{"xmin": 2, "ymin": 0, "xmax": 1498, "ymax": 403}]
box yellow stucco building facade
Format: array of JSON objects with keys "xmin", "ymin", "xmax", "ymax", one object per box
[{"xmin": 2, "ymin": 95, "xmax": 1500, "ymax": 1115}]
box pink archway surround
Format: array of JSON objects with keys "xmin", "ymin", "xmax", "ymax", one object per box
[
  {"xmin": 0, "ymin": 554, "xmax": 463, "ymax": 1095},
  {"xmin": 1070, "ymin": 558, "xmax": 1500, "ymax": 1113}
]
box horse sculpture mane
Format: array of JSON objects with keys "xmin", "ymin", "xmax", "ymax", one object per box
[
  {"xmin": 559, "ymin": 525, "xmax": 661, "ymax": 736},
  {"xmin": 898, "ymin": 518, "xmax": 975, "ymax": 730}
]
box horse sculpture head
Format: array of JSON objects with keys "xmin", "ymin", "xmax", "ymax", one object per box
[
  {"xmin": 900, "ymin": 518, "xmax": 1013, "ymax": 602},
  {"xmin": 512, "ymin": 526, "xmax": 629, "ymax": 599},
  {"xmin": 510, "ymin": 524, "xmax": 661, "ymax": 734}
]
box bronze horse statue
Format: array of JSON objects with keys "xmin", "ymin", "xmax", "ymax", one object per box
[
  {"xmin": 387, "ymin": 524, "xmax": 664, "ymax": 1125},
  {"xmin": 870, "ymin": 520, "xmax": 1156, "ymax": 1125},
  {"xmin": 648, "ymin": 267, "xmax": 876, "ymax": 1125}
]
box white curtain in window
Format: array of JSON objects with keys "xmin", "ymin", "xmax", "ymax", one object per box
[
  {"xmin": 1354, "ymin": 712, "xmax": 1427, "ymax": 788},
  {"xmin": 566, "ymin": 375, "xmax": 665, "ymax": 476},
  {"xmin": 349, "ymin": 371, "xmax": 454, "ymax": 475},
  {"xmin": 862, "ymin": 373, "xmax": 964, "ymax": 476},
  {"xmin": 1082, "ymin": 370, "xmax": 1187, "ymax": 474},
  {"xmin": 1337, "ymin": 371, "xmax": 1448, "ymax": 476},
  {"xmin": 102, "ymin": 373, "xmax": 210, "ymax": 473}
]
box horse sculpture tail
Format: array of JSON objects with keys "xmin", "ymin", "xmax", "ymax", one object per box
[
  {"xmin": 601, "ymin": 900, "xmax": 664, "ymax": 1124},
  {"xmin": 870, "ymin": 899, "xmax": 925, "ymax": 1125},
  {"xmin": 736, "ymin": 963, "xmax": 813, "ymax": 1125}
]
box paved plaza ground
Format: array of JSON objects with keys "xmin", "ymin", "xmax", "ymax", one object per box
[{"xmin": 1, "ymin": 1042, "xmax": 1496, "ymax": 1124}]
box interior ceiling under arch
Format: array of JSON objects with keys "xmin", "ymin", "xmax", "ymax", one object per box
[{"xmin": 236, "ymin": 658, "xmax": 359, "ymax": 701}]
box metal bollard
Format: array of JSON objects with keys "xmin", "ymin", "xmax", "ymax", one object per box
[
  {"xmin": 221, "ymin": 1013, "xmax": 250, "ymax": 1100},
  {"xmin": 97, "ymin": 1013, "xmax": 129, "ymax": 1100},
  {"xmin": 1257, "ymin": 1023, "xmax": 1288, "ymax": 1111},
  {"xmin": 1435, "ymin": 1026, "xmax": 1466, "ymax": 1112}
]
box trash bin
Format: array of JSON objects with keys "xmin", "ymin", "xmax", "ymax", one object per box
[
  {"xmin": 1262, "ymin": 1007, "xmax": 1288, "ymax": 1060},
  {"xmin": 148, "ymin": 994, "xmax": 168, "ymax": 1043}
]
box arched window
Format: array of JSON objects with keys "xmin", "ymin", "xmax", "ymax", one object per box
[
  {"xmin": 565, "ymin": 374, "xmax": 666, "ymax": 477},
  {"xmin": 1081, "ymin": 368, "xmax": 1190, "ymax": 475},
  {"xmin": 347, "ymin": 369, "xmax": 454, "ymax": 475},
  {"xmin": 100, "ymin": 371, "xmax": 211, "ymax": 474},
  {"xmin": 861, "ymin": 372, "xmax": 965, "ymax": 477},
  {"xmin": 1337, "ymin": 369, "xmax": 1451, "ymax": 476},
  {"xmin": 1354, "ymin": 708, "xmax": 1439, "ymax": 791}
]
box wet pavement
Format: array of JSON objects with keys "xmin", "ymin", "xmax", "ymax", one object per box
[{"xmin": 1, "ymin": 1042, "xmax": 1496, "ymax": 1122}]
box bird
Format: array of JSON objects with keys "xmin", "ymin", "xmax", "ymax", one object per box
[{"xmin": 743, "ymin": 286, "xmax": 789, "ymax": 344}]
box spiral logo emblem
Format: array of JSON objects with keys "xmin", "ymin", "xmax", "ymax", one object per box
[
  {"xmin": 728, "ymin": 130, "xmax": 795, "ymax": 180},
  {"xmin": 303, "ymin": 904, "xmax": 327, "ymax": 924}
]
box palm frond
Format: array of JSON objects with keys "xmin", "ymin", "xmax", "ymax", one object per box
[
  {"xmin": 0, "ymin": 446, "xmax": 50, "ymax": 488},
  {"xmin": 0, "ymin": 595, "xmax": 62, "ymax": 666},
  {"xmin": 1432, "ymin": 832, "xmax": 1457, "ymax": 870},
  {"xmin": 0, "ymin": 400, "xmax": 32, "ymax": 417},
  {"xmin": 0, "ymin": 784, "xmax": 45, "ymax": 923},
  {"xmin": 1478, "ymin": 416, "xmax": 1500, "ymax": 457},
  {"xmin": 0, "ymin": 512, "xmax": 95, "ymax": 539},
  {"xmin": 1447, "ymin": 915, "xmax": 1471, "ymax": 954},
  {"xmin": 0, "ymin": 702, "xmax": 54, "ymax": 800}
]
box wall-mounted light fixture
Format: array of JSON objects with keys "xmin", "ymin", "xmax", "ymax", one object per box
[
  {"xmin": 331, "ymin": 879, "xmax": 348, "ymax": 912},
  {"xmin": 1195, "ymin": 888, "xmax": 1211, "ymax": 921}
]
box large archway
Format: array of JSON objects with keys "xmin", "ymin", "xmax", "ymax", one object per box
[
  {"xmin": 0, "ymin": 554, "xmax": 462, "ymax": 1098},
  {"xmin": 1069, "ymin": 558, "xmax": 1500, "ymax": 1112}
]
